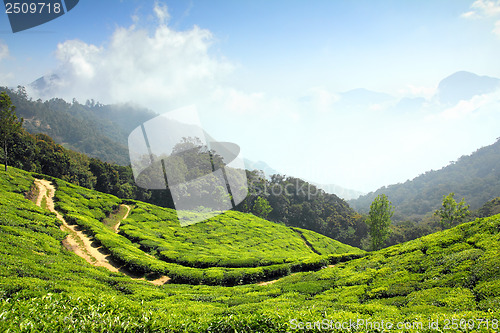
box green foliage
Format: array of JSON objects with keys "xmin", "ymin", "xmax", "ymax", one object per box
[
  {"xmin": 252, "ymin": 196, "xmax": 272, "ymax": 219},
  {"xmin": 124, "ymin": 201, "xmax": 359, "ymax": 268},
  {"xmin": 238, "ymin": 172, "xmax": 364, "ymax": 248},
  {"xmin": 351, "ymin": 137, "xmax": 500, "ymax": 219},
  {"xmin": 474, "ymin": 197, "xmax": 500, "ymax": 218},
  {"xmin": 435, "ymin": 192, "xmax": 470, "ymax": 229},
  {"xmin": 0, "ymin": 91, "xmax": 23, "ymax": 172},
  {"xmin": 2, "ymin": 164, "xmax": 500, "ymax": 332},
  {"xmin": 366, "ymin": 194, "xmax": 394, "ymax": 250},
  {"xmin": 51, "ymin": 174, "xmax": 362, "ymax": 285},
  {"xmin": 3, "ymin": 87, "xmax": 156, "ymax": 165}
]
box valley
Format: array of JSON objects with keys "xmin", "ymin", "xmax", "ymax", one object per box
[
  {"xmin": 1, "ymin": 1, "xmax": 500, "ymax": 331},
  {"xmin": 1, "ymin": 166, "xmax": 499, "ymax": 331}
]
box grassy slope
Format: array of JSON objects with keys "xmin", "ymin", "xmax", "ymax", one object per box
[
  {"xmin": 119, "ymin": 201, "xmax": 362, "ymax": 267},
  {"xmin": 1, "ymin": 166, "xmax": 499, "ymax": 332},
  {"xmin": 52, "ymin": 178, "xmax": 362, "ymax": 285}
]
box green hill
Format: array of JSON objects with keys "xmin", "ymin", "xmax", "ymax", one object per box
[
  {"xmin": 1, "ymin": 88, "xmax": 363, "ymax": 248},
  {"xmin": 1, "ymin": 166, "xmax": 499, "ymax": 331},
  {"xmin": 350, "ymin": 137, "xmax": 500, "ymax": 219},
  {"xmin": 3, "ymin": 86, "xmax": 157, "ymax": 165},
  {"xmin": 52, "ymin": 174, "xmax": 362, "ymax": 285}
]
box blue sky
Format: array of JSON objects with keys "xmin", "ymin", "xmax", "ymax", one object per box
[{"xmin": 1, "ymin": 0, "xmax": 500, "ymax": 193}]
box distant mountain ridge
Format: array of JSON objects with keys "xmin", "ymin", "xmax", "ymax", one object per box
[
  {"xmin": 349, "ymin": 137, "xmax": 500, "ymax": 218},
  {"xmin": 436, "ymin": 71, "xmax": 500, "ymax": 105},
  {"xmin": 309, "ymin": 182, "xmax": 365, "ymax": 200},
  {"xmin": 244, "ymin": 159, "xmax": 365, "ymax": 200},
  {"xmin": 3, "ymin": 86, "xmax": 157, "ymax": 165}
]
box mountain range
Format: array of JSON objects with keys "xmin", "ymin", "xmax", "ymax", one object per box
[
  {"xmin": 4, "ymin": 69, "xmax": 499, "ymax": 202},
  {"xmin": 243, "ymin": 159, "xmax": 365, "ymax": 200},
  {"xmin": 349, "ymin": 137, "xmax": 500, "ymax": 218}
]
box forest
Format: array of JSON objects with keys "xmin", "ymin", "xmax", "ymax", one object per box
[
  {"xmin": 2, "ymin": 87, "xmax": 500, "ymax": 250},
  {"xmin": 350, "ymin": 138, "xmax": 500, "ymax": 219}
]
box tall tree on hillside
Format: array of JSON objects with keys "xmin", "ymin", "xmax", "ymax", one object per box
[
  {"xmin": 0, "ymin": 92, "xmax": 23, "ymax": 172},
  {"xmin": 366, "ymin": 194, "xmax": 394, "ymax": 251},
  {"xmin": 253, "ymin": 196, "xmax": 272, "ymax": 219},
  {"xmin": 434, "ymin": 192, "xmax": 470, "ymax": 229}
]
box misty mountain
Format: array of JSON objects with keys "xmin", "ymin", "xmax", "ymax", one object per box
[
  {"xmin": 243, "ymin": 159, "xmax": 280, "ymax": 178},
  {"xmin": 30, "ymin": 74, "xmax": 62, "ymax": 98},
  {"xmin": 349, "ymin": 137, "xmax": 500, "ymax": 218},
  {"xmin": 243, "ymin": 159, "xmax": 364, "ymax": 200},
  {"xmin": 3, "ymin": 87, "xmax": 157, "ymax": 165},
  {"xmin": 436, "ymin": 71, "xmax": 500, "ymax": 105},
  {"xmin": 309, "ymin": 182, "xmax": 365, "ymax": 200}
]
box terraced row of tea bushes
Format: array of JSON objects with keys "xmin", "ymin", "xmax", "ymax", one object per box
[
  {"xmin": 53, "ymin": 179, "xmax": 121, "ymax": 221},
  {"xmin": 2, "ymin": 166, "xmax": 499, "ymax": 332},
  {"xmin": 291, "ymin": 227, "xmax": 364, "ymax": 255},
  {"xmin": 0, "ymin": 168, "xmax": 161, "ymax": 300},
  {"xmin": 119, "ymin": 200, "xmax": 363, "ymax": 269},
  {"xmin": 52, "ymin": 181, "xmax": 362, "ymax": 285},
  {"xmin": 270, "ymin": 213, "xmax": 500, "ymax": 317}
]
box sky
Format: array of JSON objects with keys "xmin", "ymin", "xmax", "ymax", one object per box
[{"xmin": 1, "ymin": 0, "xmax": 500, "ymax": 193}]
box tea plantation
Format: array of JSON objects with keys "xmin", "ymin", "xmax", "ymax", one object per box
[{"xmin": 1, "ymin": 166, "xmax": 499, "ymax": 332}]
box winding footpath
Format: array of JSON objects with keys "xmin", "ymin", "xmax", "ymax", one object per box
[
  {"xmin": 113, "ymin": 205, "xmax": 130, "ymax": 233},
  {"xmin": 34, "ymin": 179, "xmax": 170, "ymax": 286}
]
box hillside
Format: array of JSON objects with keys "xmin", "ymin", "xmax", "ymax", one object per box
[
  {"xmin": 5, "ymin": 166, "xmax": 362, "ymax": 285},
  {"xmin": 3, "ymin": 86, "xmax": 156, "ymax": 165},
  {"xmin": 350, "ymin": 137, "xmax": 500, "ymax": 218},
  {"xmin": 52, "ymin": 175, "xmax": 362, "ymax": 285},
  {"xmin": 1, "ymin": 166, "xmax": 499, "ymax": 331},
  {"xmin": 0, "ymin": 100, "xmax": 363, "ymax": 249}
]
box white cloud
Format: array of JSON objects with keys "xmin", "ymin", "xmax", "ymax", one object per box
[
  {"xmin": 0, "ymin": 41, "xmax": 14, "ymax": 86},
  {"xmin": 0, "ymin": 41, "xmax": 8, "ymax": 60},
  {"xmin": 211, "ymin": 87, "xmax": 265, "ymax": 114},
  {"xmin": 56, "ymin": 40, "xmax": 100, "ymax": 79},
  {"xmin": 299, "ymin": 87, "xmax": 340, "ymax": 114},
  {"xmin": 153, "ymin": 1, "xmax": 170, "ymax": 24},
  {"xmin": 461, "ymin": 10, "xmax": 479, "ymax": 19},
  {"xmin": 398, "ymin": 84, "xmax": 437, "ymax": 99},
  {"xmin": 470, "ymin": 0, "xmax": 500, "ymax": 17},
  {"xmin": 427, "ymin": 88, "xmax": 500, "ymax": 120},
  {"xmin": 33, "ymin": 3, "xmax": 233, "ymax": 112},
  {"xmin": 462, "ymin": 0, "xmax": 500, "ymax": 36},
  {"xmin": 494, "ymin": 20, "xmax": 500, "ymax": 35}
]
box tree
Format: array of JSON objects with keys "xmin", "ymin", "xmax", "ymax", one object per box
[
  {"xmin": 434, "ymin": 192, "xmax": 470, "ymax": 229},
  {"xmin": 366, "ymin": 194, "xmax": 394, "ymax": 250},
  {"xmin": 252, "ymin": 196, "xmax": 272, "ymax": 219},
  {"xmin": 0, "ymin": 91, "xmax": 23, "ymax": 172}
]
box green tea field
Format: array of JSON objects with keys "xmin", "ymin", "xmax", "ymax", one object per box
[{"xmin": 1, "ymin": 166, "xmax": 499, "ymax": 332}]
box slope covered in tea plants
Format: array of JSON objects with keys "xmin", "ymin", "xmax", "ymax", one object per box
[
  {"xmin": 1, "ymin": 166, "xmax": 499, "ymax": 332},
  {"xmin": 50, "ymin": 176, "xmax": 363, "ymax": 285}
]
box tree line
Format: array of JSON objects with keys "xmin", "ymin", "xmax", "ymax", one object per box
[{"xmin": 2, "ymin": 90, "xmax": 495, "ymax": 251}]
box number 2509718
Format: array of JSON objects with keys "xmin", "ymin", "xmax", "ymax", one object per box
[{"xmin": 5, "ymin": 2, "xmax": 62, "ymax": 14}]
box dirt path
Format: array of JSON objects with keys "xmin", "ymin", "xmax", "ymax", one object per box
[
  {"xmin": 113, "ymin": 204, "xmax": 130, "ymax": 233},
  {"xmin": 257, "ymin": 279, "xmax": 279, "ymax": 286},
  {"xmin": 34, "ymin": 179, "xmax": 170, "ymax": 285},
  {"xmin": 34, "ymin": 179, "xmax": 96, "ymax": 265}
]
